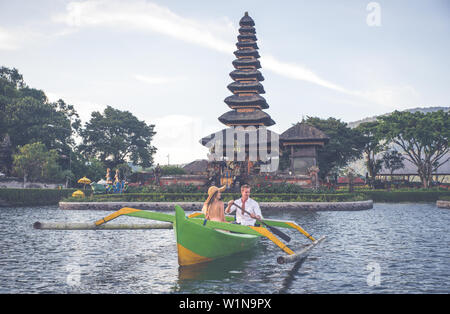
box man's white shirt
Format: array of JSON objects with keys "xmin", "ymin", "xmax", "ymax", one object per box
[{"xmin": 228, "ymin": 197, "xmax": 263, "ymax": 226}]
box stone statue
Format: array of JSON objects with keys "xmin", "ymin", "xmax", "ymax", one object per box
[{"xmin": 106, "ymin": 168, "xmax": 113, "ymax": 184}]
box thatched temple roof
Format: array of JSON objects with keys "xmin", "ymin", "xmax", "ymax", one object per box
[{"xmin": 280, "ymin": 122, "xmax": 329, "ymax": 144}]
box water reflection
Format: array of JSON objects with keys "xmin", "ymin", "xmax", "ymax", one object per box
[
  {"xmin": 278, "ymin": 257, "xmax": 307, "ymax": 294},
  {"xmin": 177, "ymin": 250, "xmax": 257, "ymax": 283}
]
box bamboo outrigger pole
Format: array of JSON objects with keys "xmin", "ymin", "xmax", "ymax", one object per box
[{"xmin": 33, "ymin": 221, "xmax": 173, "ymax": 230}]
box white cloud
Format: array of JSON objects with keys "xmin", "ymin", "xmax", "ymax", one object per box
[
  {"xmin": 0, "ymin": 26, "xmax": 42, "ymax": 51},
  {"xmin": 134, "ymin": 74, "xmax": 186, "ymax": 85},
  {"xmin": 52, "ymin": 0, "xmax": 235, "ymax": 54},
  {"xmin": 150, "ymin": 114, "xmax": 216, "ymax": 165},
  {"xmin": 261, "ymin": 54, "xmax": 350, "ymax": 94},
  {"xmin": 0, "ymin": 27, "xmax": 18, "ymax": 50},
  {"xmin": 47, "ymin": 91, "xmax": 106, "ymax": 124}
]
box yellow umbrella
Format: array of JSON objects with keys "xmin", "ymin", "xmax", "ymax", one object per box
[
  {"xmin": 72, "ymin": 190, "xmax": 85, "ymax": 198},
  {"xmin": 77, "ymin": 176, "xmax": 92, "ymax": 189}
]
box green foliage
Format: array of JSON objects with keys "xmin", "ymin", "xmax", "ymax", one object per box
[
  {"xmin": 116, "ymin": 163, "xmax": 132, "ymax": 180},
  {"xmin": 160, "ymin": 165, "xmax": 186, "ymax": 175},
  {"xmin": 63, "ymin": 192, "xmax": 368, "ymax": 203},
  {"xmin": 62, "ymin": 189, "xmax": 450, "ymax": 203},
  {"xmin": 305, "ymin": 117, "xmax": 366, "ymax": 179},
  {"xmin": 12, "ymin": 142, "xmax": 64, "ymax": 183},
  {"xmin": 0, "ymin": 188, "xmax": 83, "ymax": 206},
  {"xmin": 70, "ymin": 153, "xmax": 106, "ymax": 185},
  {"xmin": 251, "ymin": 182, "xmax": 335, "ymax": 194},
  {"xmin": 364, "ymin": 190, "xmax": 450, "ymax": 203},
  {"xmin": 79, "ymin": 106, "xmax": 156, "ymax": 169},
  {"xmin": 382, "ymin": 149, "xmax": 405, "ymax": 174},
  {"xmin": 0, "ymin": 67, "xmax": 80, "ymax": 175}
]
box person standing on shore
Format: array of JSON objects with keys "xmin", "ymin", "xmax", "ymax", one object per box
[{"xmin": 225, "ymin": 184, "xmax": 262, "ymax": 226}]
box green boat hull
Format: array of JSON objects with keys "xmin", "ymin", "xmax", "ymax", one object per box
[{"xmin": 174, "ymin": 205, "xmax": 259, "ymax": 266}]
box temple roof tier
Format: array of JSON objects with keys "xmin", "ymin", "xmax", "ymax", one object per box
[
  {"xmin": 200, "ymin": 127, "xmax": 279, "ymax": 148},
  {"xmin": 237, "ymin": 34, "xmax": 257, "ymax": 41},
  {"xmin": 227, "ymin": 81, "xmax": 265, "ymax": 94},
  {"xmin": 236, "ymin": 41, "xmax": 259, "ymax": 50},
  {"xmin": 232, "ymin": 58, "xmax": 261, "ymax": 69},
  {"xmin": 224, "ymin": 94, "xmax": 269, "ymax": 109},
  {"xmin": 234, "ymin": 49, "xmax": 260, "ymax": 59},
  {"xmin": 239, "ymin": 12, "xmax": 255, "ymax": 26},
  {"xmin": 280, "ymin": 122, "xmax": 329, "ymax": 145},
  {"xmin": 229, "ymin": 69, "xmax": 264, "ymax": 81},
  {"xmin": 218, "ymin": 109, "xmax": 275, "ymax": 127},
  {"xmin": 239, "ymin": 26, "xmax": 256, "ymax": 34}
]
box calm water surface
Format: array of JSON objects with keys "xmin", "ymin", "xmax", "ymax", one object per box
[{"xmin": 0, "ymin": 203, "xmax": 448, "ymax": 293}]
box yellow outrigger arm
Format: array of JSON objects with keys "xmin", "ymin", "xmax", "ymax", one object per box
[{"xmin": 188, "ymin": 212, "xmax": 316, "ymax": 242}]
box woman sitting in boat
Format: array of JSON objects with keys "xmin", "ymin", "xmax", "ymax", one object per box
[{"xmin": 202, "ymin": 185, "xmax": 227, "ymax": 223}]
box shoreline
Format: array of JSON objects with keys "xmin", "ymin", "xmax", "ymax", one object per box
[{"xmin": 59, "ymin": 200, "xmax": 373, "ymax": 212}]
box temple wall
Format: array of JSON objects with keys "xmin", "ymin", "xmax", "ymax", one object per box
[{"xmin": 160, "ymin": 175, "xmax": 208, "ymax": 186}]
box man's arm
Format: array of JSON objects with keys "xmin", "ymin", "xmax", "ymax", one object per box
[
  {"xmin": 250, "ymin": 201, "xmax": 262, "ymax": 220},
  {"xmin": 225, "ymin": 200, "xmax": 235, "ymax": 214}
]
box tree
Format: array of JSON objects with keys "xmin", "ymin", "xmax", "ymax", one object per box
[
  {"xmin": 79, "ymin": 106, "xmax": 157, "ymax": 169},
  {"xmin": 0, "ymin": 134, "xmax": 12, "ymax": 176},
  {"xmin": 12, "ymin": 142, "xmax": 63, "ymax": 185},
  {"xmin": 116, "ymin": 163, "xmax": 132, "ymax": 181},
  {"xmin": 355, "ymin": 121, "xmax": 387, "ymax": 186},
  {"xmin": 305, "ymin": 117, "xmax": 366, "ymax": 180},
  {"xmin": 378, "ymin": 110, "xmax": 449, "ymax": 188},
  {"xmin": 0, "ymin": 67, "xmax": 24, "ymax": 137},
  {"xmin": 160, "ymin": 165, "xmax": 186, "ymax": 175},
  {"xmin": 1, "ymin": 67, "xmax": 80, "ymax": 175},
  {"xmin": 70, "ymin": 153, "xmax": 107, "ymax": 184},
  {"xmin": 382, "ymin": 149, "xmax": 405, "ymax": 176}
]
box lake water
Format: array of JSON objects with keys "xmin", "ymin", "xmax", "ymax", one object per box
[{"xmin": 0, "ymin": 203, "xmax": 448, "ymax": 294}]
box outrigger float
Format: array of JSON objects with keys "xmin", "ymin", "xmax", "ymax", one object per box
[{"xmin": 35, "ymin": 205, "xmax": 325, "ymax": 266}]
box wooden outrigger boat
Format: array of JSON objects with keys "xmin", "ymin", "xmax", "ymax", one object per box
[{"xmin": 92, "ymin": 205, "xmax": 325, "ymax": 266}]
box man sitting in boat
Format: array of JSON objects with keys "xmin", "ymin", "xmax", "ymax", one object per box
[
  {"xmin": 202, "ymin": 185, "xmax": 227, "ymax": 223},
  {"xmin": 225, "ymin": 184, "xmax": 262, "ymax": 226}
]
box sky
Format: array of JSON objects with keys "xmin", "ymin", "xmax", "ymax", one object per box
[{"xmin": 1, "ymin": 0, "xmax": 449, "ymax": 165}]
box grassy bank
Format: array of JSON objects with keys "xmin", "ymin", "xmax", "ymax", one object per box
[
  {"xmin": 363, "ymin": 190, "xmax": 450, "ymax": 203},
  {"xmin": 62, "ymin": 189, "xmax": 450, "ymax": 203},
  {"xmin": 63, "ymin": 192, "xmax": 369, "ymax": 203},
  {"xmin": 2, "ymin": 188, "xmax": 449, "ymax": 206},
  {"xmin": 0, "ymin": 188, "xmax": 91, "ymax": 206}
]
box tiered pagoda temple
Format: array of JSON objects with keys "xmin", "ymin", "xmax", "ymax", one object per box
[
  {"xmin": 198, "ymin": 12, "xmax": 329, "ymax": 188},
  {"xmin": 201, "ymin": 12, "xmax": 278, "ymax": 179},
  {"xmin": 219, "ymin": 12, "xmax": 275, "ymax": 127}
]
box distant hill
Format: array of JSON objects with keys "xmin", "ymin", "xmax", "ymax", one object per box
[{"xmin": 348, "ymin": 106, "xmax": 449, "ymax": 128}]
